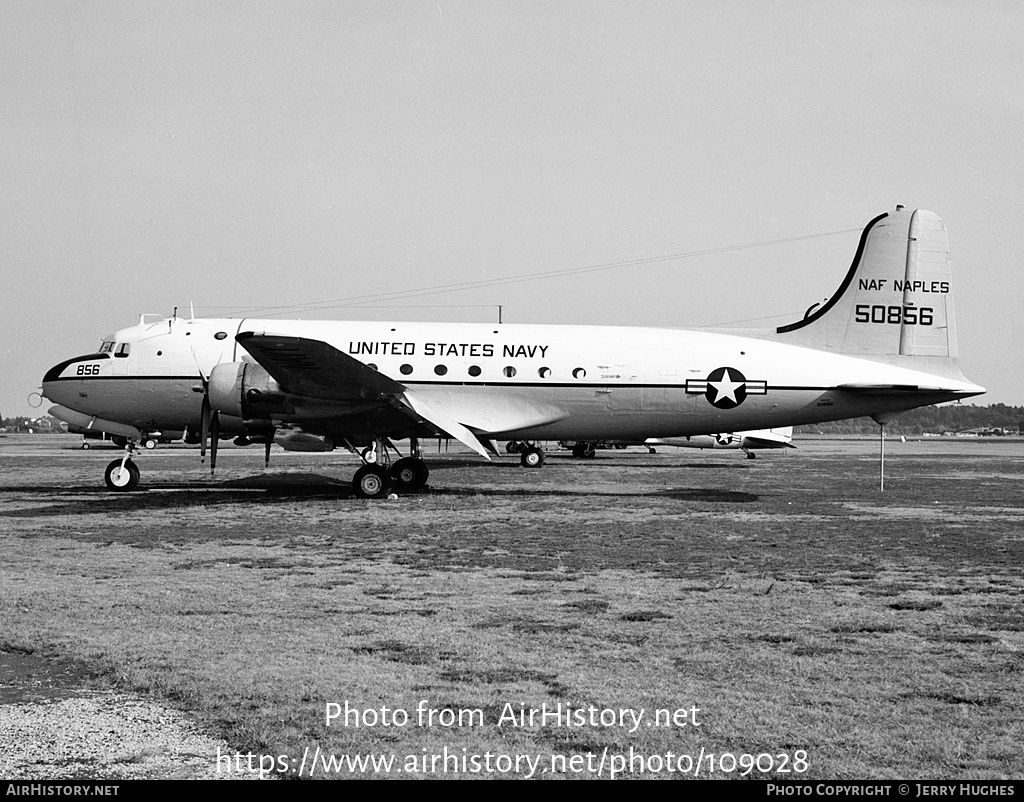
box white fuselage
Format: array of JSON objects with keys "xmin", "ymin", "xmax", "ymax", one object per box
[{"xmin": 42, "ymin": 316, "xmax": 983, "ymax": 444}]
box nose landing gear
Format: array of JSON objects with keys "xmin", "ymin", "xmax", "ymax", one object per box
[{"xmin": 104, "ymin": 441, "xmax": 141, "ymax": 491}]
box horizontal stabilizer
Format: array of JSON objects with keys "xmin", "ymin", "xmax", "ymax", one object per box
[{"xmin": 838, "ymin": 383, "xmax": 949, "ymax": 395}]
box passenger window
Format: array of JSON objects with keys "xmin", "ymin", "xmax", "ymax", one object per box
[
  {"xmin": 503, "ymin": 366, "xmax": 517, "ymax": 378},
  {"xmin": 538, "ymin": 367, "xmax": 551, "ymax": 378},
  {"xmin": 434, "ymin": 365, "xmax": 448, "ymax": 376},
  {"xmin": 468, "ymin": 365, "xmax": 482, "ymax": 377},
  {"xmin": 573, "ymin": 367, "xmax": 586, "ymax": 379}
]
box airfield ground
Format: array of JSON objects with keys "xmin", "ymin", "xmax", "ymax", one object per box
[{"xmin": 0, "ymin": 434, "xmax": 1021, "ymax": 780}]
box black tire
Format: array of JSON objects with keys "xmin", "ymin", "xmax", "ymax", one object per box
[
  {"xmin": 353, "ymin": 464, "xmax": 392, "ymax": 499},
  {"xmin": 520, "ymin": 447, "xmax": 545, "ymax": 468},
  {"xmin": 391, "ymin": 458, "xmax": 429, "ymax": 491},
  {"xmin": 104, "ymin": 459, "xmax": 140, "ymax": 492}
]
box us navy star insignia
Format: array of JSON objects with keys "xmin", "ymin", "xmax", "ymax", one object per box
[{"xmin": 685, "ymin": 367, "xmax": 768, "ymax": 409}]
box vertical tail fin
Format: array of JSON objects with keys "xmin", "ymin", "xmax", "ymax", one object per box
[{"xmin": 772, "ymin": 206, "xmax": 964, "ymax": 378}]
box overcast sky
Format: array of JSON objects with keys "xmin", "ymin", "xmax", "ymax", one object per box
[{"xmin": 2, "ymin": 1, "xmax": 1022, "ymax": 418}]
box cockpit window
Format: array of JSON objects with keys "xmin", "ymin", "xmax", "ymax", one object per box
[
  {"xmin": 115, "ymin": 343, "xmax": 131, "ymax": 358},
  {"xmin": 99, "ymin": 341, "xmax": 115, "ymax": 353}
]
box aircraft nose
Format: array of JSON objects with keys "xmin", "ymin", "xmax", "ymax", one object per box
[
  {"xmin": 41, "ymin": 353, "xmax": 101, "ymax": 406},
  {"xmin": 42, "ymin": 364, "xmax": 71, "ymax": 406}
]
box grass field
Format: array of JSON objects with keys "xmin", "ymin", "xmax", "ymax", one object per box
[{"xmin": 1, "ymin": 434, "xmax": 1022, "ymax": 779}]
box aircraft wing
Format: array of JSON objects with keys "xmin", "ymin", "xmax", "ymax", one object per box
[
  {"xmin": 236, "ymin": 333, "xmax": 492, "ymax": 458},
  {"xmin": 236, "ymin": 332, "xmax": 404, "ymax": 401}
]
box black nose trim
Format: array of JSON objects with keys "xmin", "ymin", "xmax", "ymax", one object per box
[{"xmin": 42, "ymin": 353, "xmax": 110, "ymax": 384}]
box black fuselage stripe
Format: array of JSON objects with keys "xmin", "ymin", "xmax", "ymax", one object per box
[{"xmin": 46, "ymin": 376, "xmax": 836, "ymax": 392}]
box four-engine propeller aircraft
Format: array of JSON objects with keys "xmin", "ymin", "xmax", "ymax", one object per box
[{"xmin": 42, "ymin": 206, "xmax": 983, "ymax": 497}]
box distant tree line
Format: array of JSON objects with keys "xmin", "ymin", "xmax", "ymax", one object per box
[
  {"xmin": 796, "ymin": 404, "xmax": 1024, "ymax": 435},
  {"xmin": 0, "ymin": 415, "xmax": 62, "ymax": 433}
]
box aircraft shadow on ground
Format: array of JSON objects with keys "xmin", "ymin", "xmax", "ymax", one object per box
[
  {"xmin": 427, "ymin": 459, "xmax": 750, "ymax": 472},
  {"xmin": 0, "ymin": 473, "xmax": 759, "ymax": 517}
]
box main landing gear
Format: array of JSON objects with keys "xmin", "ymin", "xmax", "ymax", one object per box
[
  {"xmin": 351, "ymin": 438, "xmax": 430, "ymax": 499},
  {"xmin": 504, "ymin": 440, "xmax": 547, "ymax": 467},
  {"xmin": 571, "ymin": 441, "xmax": 597, "ymax": 459}
]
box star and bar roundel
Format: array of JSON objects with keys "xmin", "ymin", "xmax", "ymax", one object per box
[{"xmin": 685, "ymin": 367, "xmax": 768, "ymax": 409}]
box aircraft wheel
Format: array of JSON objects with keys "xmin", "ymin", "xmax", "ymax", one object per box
[
  {"xmin": 143, "ymin": 439, "xmax": 157, "ymax": 450},
  {"xmin": 104, "ymin": 459, "xmax": 140, "ymax": 492},
  {"xmin": 572, "ymin": 442, "xmax": 596, "ymax": 458},
  {"xmin": 391, "ymin": 458, "xmax": 429, "ymax": 491},
  {"xmin": 746, "ymin": 452, "xmax": 757, "ymax": 460},
  {"xmin": 361, "ymin": 447, "xmax": 378, "ymax": 464},
  {"xmin": 81, "ymin": 442, "xmax": 90, "ymax": 450},
  {"xmin": 505, "ymin": 440, "xmax": 519, "ymax": 454},
  {"xmin": 520, "ymin": 447, "xmax": 545, "ymax": 468},
  {"xmin": 353, "ymin": 464, "xmax": 391, "ymax": 499}
]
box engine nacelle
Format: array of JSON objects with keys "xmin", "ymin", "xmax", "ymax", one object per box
[{"xmin": 208, "ymin": 361, "xmax": 289, "ymax": 420}]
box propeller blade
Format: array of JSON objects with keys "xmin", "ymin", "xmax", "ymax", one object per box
[
  {"xmin": 210, "ymin": 410, "xmax": 220, "ymax": 474},
  {"xmin": 265, "ymin": 438, "xmax": 272, "ymax": 468},
  {"xmin": 200, "ymin": 396, "xmax": 210, "ymax": 463}
]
